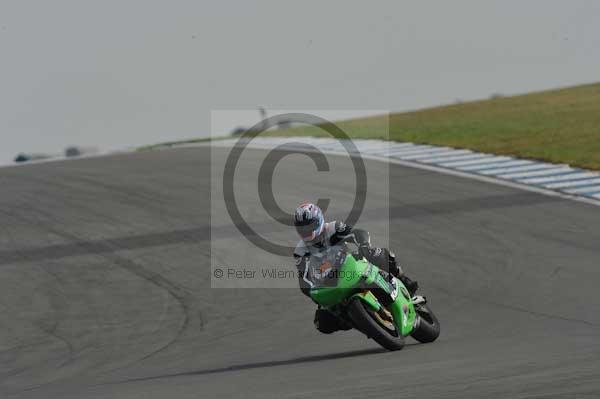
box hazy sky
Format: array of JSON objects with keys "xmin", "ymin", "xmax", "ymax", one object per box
[{"xmin": 1, "ymin": 0, "xmax": 599, "ymax": 164}]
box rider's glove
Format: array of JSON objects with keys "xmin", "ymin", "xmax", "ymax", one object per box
[
  {"xmin": 358, "ymin": 243, "xmax": 371, "ymax": 260},
  {"xmin": 387, "ymin": 251, "xmax": 402, "ymax": 277}
]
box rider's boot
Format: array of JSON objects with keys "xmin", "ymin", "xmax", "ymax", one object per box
[
  {"xmin": 314, "ymin": 307, "xmax": 351, "ymax": 334},
  {"xmin": 399, "ymin": 275, "xmax": 419, "ymax": 296},
  {"xmin": 388, "ymin": 251, "xmax": 419, "ymax": 296}
]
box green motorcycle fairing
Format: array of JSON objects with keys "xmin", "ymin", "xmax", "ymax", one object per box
[{"xmin": 309, "ymin": 246, "xmax": 416, "ymax": 336}]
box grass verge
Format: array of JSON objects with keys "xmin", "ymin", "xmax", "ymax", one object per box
[
  {"xmin": 265, "ymin": 83, "xmax": 600, "ymax": 170},
  {"xmin": 138, "ymin": 136, "xmax": 222, "ymax": 151}
]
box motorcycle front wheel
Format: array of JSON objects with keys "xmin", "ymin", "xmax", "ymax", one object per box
[
  {"xmin": 410, "ymin": 303, "xmax": 440, "ymax": 343},
  {"xmin": 347, "ymin": 298, "xmax": 405, "ymax": 351}
]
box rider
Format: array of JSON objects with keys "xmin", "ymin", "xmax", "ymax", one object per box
[{"xmin": 293, "ymin": 202, "xmax": 419, "ymax": 334}]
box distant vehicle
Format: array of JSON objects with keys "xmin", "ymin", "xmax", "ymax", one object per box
[
  {"xmin": 65, "ymin": 146, "xmax": 99, "ymax": 157},
  {"xmin": 276, "ymin": 119, "xmax": 292, "ymax": 130},
  {"xmin": 230, "ymin": 127, "xmax": 247, "ymax": 136},
  {"xmin": 230, "ymin": 120, "xmax": 293, "ymax": 137},
  {"xmin": 65, "ymin": 147, "xmax": 81, "ymax": 157},
  {"xmin": 14, "ymin": 154, "xmax": 29, "ymax": 163},
  {"xmin": 14, "ymin": 153, "xmax": 54, "ymax": 163}
]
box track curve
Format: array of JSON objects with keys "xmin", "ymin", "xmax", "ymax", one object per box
[{"xmin": 1, "ymin": 146, "xmax": 599, "ymax": 399}]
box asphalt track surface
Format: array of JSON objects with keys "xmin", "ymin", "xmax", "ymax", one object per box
[{"xmin": 1, "ymin": 146, "xmax": 599, "ymax": 399}]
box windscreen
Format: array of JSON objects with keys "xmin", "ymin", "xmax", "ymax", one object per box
[{"xmin": 306, "ymin": 244, "xmax": 348, "ymax": 288}]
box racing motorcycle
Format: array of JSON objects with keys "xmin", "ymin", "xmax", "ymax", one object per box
[{"xmin": 308, "ymin": 243, "xmax": 440, "ymax": 350}]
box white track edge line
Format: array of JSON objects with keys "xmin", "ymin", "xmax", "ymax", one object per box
[{"xmin": 205, "ymin": 141, "xmax": 600, "ymax": 208}]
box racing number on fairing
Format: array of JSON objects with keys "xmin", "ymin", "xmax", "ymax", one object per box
[{"xmin": 390, "ymin": 278, "xmax": 399, "ymax": 301}]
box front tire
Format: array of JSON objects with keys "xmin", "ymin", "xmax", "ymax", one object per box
[
  {"xmin": 347, "ymin": 299, "xmax": 405, "ymax": 351},
  {"xmin": 410, "ymin": 303, "xmax": 440, "ymax": 343}
]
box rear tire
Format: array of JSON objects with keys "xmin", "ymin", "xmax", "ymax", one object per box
[
  {"xmin": 347, "ymin": 299, "xmax": 405, "ymax": 351},
  {"xmin": 410, "ymin": 303, "xmax": 440, "ymax": 343}
]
